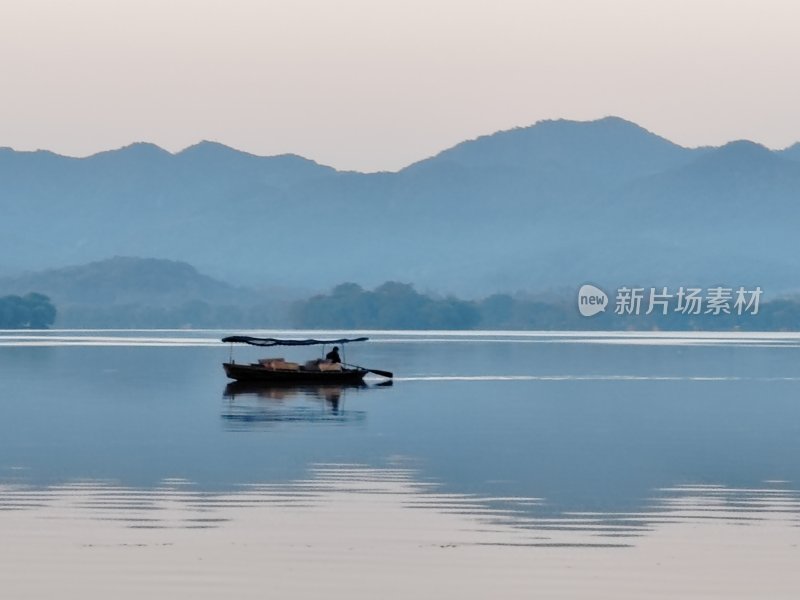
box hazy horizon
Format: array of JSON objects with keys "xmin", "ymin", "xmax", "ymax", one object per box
[{"xmin": 1, "ymin": 0, "xmax": 798, "ymax": 171}]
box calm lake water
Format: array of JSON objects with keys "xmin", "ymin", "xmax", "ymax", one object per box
[{"xmin": 2, "ymin": 330, "xmax": 800, "ymax": 597}]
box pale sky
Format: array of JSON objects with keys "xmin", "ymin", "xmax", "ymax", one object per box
[{"xmin": 1, "ymin": 0, "xmax": 798, "ymax": 171}]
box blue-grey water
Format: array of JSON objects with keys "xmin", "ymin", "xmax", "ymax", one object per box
[{"xmin": 2, "ymin": 330, "xmax": 800, "ymax": 596}]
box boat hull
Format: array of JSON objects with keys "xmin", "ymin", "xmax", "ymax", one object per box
[{"xmin": 223, "ymin": 362, "xmax": 367, "ymax": 383}]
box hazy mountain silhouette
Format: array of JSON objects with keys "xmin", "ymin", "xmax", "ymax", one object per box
[
  {"xmin": 1, "ymin": 117, "xmax": 798, "ymax": 297},
  {"xmin": 406, "ymin": 116, "xmax": 702, "ymax": 183},
  {"xmin": 779, "ymin": 142, "xmax": 800, "ymax": 162},
  {"xmin": 0, "ymin": 257, "xmax": 257, "ymax": 307}
]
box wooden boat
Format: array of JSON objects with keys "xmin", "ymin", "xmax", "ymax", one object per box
[
  {"xmin": 223, "ymin": 361, "xmax": 368, "ymax": 383},
  {"xmin": 221, "ymin": 335, "xmax": 392, "ymax": 383}
]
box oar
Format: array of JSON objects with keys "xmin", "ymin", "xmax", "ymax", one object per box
[{"xmin": 344, "ymin": 363, "xmax": 393, "ymax": 378}]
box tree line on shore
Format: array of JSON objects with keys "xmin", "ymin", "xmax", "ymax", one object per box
[
  {"xmin": 0, "ymin": 293, "xmax": 57, "ymax": 328},
  {"xmin": 290, "ymin": 282, "xmax": 800, "ymax": 331},
  {"xmin": 6, "ymin": 283, "xmax": 800, "ymax": 330}
]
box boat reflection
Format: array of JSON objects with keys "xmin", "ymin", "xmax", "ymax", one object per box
[{"xmin": 221, "ymin": 381, "xmax": 374, "ymax": 428}]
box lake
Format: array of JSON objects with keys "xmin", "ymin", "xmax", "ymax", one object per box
[{"xmin": 2, "ymin": 330, "xmax": 800, "ymax": 598}]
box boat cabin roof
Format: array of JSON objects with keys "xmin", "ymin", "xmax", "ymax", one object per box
[{"xmin": 222, "ymin": 336, "xmax": 369, "ymax": 347}]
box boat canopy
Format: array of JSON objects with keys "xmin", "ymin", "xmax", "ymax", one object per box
[{"xmin": 222, "ymin": 336, "xmax": 369, "ymax": 347}]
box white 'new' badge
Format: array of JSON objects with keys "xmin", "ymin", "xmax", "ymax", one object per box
[{"xmin": 578, "ymin": 284, "xmax": 608, "ymax": 317}]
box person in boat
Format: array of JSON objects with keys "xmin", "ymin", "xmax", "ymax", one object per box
[{"xmin": 325, "ymin": 346, "xmax": 342, "ymax": 364}]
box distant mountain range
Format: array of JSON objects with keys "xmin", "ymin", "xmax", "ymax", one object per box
[
  {"xmin": 0, "ymin": 257, "xmax": 293, "ymax": 328},
  {"xmin": 0, "ymin": 256, "xmax": 255, "ymax": 307},
  {"xmin": 2, "ymin": 117, "xmax": 799, "ymax": 297}
]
